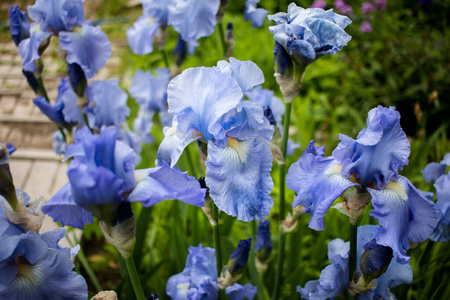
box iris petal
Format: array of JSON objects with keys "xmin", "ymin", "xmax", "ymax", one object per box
[
  {"xmin": 126, "ymin": 16, "xmax": 161, "ymax": 55},
  {"xmin": 286, "ymin": 153, "xmax": 358, "ymax": 230},
  {"xmin": 205, "ymin": 137, "xmax": 273, "ymax": 222},
  {"xmin": 368, "ymin": 176, "xmax": 438, "ymax": 262}
]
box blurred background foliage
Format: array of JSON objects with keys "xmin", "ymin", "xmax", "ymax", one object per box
[{"xmin": 1, "ymin": 0, "xmax": 449, "ymax": 299}]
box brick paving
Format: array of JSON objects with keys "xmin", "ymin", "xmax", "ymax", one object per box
[{"xmin": 0, "ymin": 39, "xmax": 128, "ymax": 233}]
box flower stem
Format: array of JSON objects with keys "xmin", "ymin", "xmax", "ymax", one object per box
[
  {"xmin": 124, "ymin": 254, "xmax": 146, "ymax": 300},
  {"xmin": 212, "ymin": 203, "xmax": 223, "ymax": 299},
  {"xmin": 218, "ymin": 22, "xmax": 227, "ymax": 57},
  {"xmin": 67, "ymin": 234, "xmax": 102, "ymax": 293},
  {"xmin": 159, "ymin": 47, "xmax": 170, "ymax": 69},
  {"xmin": 272, "ymin": 101, "xmax": 293, "ymax": 300},
  {"xmin": 349, "ymin": 222, "xmax": 358, "ymax": 299}
]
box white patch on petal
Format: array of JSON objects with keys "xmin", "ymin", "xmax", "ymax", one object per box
[
  {"xmin": 385, "ymin": 181, "xmax": 408, "ymax": 201},
  {"xmin": 226, "ymin": 137, "xmax": 249, "ymax": 164}
]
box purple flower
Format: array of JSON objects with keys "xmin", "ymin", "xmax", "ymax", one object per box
[
  {"xmin": 374, "ymin": 0, "xmax": 387, "ymax": 10},
  {"xmin": 310, "ymin": 0, "xmax": 327, "ymax": 9},
  {"xmin": 360, "ymin": 21, "xmax": 373, "ymax": 33},
  {"xmin": 334, "ymin": 0, "xmax": 354, "ymax": 14},
  {"xmin": 361, "ymin": 2, "xmax": 376, "ymax": 14}
]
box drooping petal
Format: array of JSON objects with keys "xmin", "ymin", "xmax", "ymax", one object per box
[
  {"xmin": 27, "ymin": 0, "xmax": 84, "ymax": 32},
  {"xmin": 128, "ymin": 163, "xmax": 205, "ymax": 207},
  {"xmin": 286, "ymin": 153, "xmax": 358, "ymax": 230},
  {"xmin": 226, "ymin": 283, "xmax": 257, "ymax": 300},
  {"xmin": 155, "ymin": 124, "xmax": 196, "ymax": 167},
  {"xmin": 205, "ymin": 137, "xmax": 273, "ymax": 222},
  {"xmin": 168, "ymin": 0, "xmax": 220, "ymax": 45},
  {"xmin": 85, "ymin": 79, "xmax": 130, "ymax": 129},
  {"xmin": 167, "ymin": 67, "xmax": 243, "ymax": 142},
  {"xmin": 368, "ymin": 176, "xmax": 438, "ymax": 262},
  {"xmin": 244, "ymin": 0, "xmax": 268, "ymax": 28},
  {"xmin": 41, "ymin": 183, "xmax": 94, "ymax": 229},
  {"xmin": 333, "ymin": 106, "xmax": 410, "ymax": 190},
  {"xmin": 217, "ymin": 58, "xmax": 265, "ymax": 93},
  {"xmin": 373, "ymin": 253, "xmax": 412, "ymax": 300},
  {"xmin": 33, "ymin": 96, "xmax": 68, "ymax": 126},
  {"xmin": 59, "ymin": 21, "xmax": 111, "ymax": 78},
  {"xmin": 422, "ymin": 162, "xmax": 447, "ymax": 184},
  {"xmin": 126, "ymin": 16, "xmax": 161, "ymax": 55},
  {"xmin": 58, "ymin": 78, "xmax": 84, "ymax": 124},
  {"xmin": 18, "ymin": 30, "xmax": 52, "ymax": 71},
  {"xmin": 9, "ymin": 6, "xmax": 30, "ymax": 46}
]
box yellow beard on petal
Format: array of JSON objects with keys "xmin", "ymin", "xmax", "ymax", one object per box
[
  {"xmin": 226, "ymin": 137, "xmax": 249, "ymax": 164},
  {"xmin": 385, "ymin": 181, "xmax": 408, "ymax": 201}
]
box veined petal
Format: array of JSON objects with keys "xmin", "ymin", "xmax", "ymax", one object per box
[
  {"xmin": 27, "ymin": 0, "xmax": 84, "ymax": 32},
  {"xmin": 127, "ymin": 163, "xmax": 205, "ymax": 207},
  {"xmin": 286, "ymin": 153, "xmax": 358, "ymax": 230},
  {"xmin": 205, "ymin": 137, "xmax": 274, "ymax": 222},
  {"xmin": 167, "ymin": 67, "xmax": 243, "ymax": 141},
  {"xmin": 168, "ymin": 0, "xmax": 220, "ymax": 43},
  {"xmin": 41, "ymin": 183, "xmax": 94, "ymax": 229},
  {"xmin": 156, "ymin": 124, "xmax": 196, "ymax": 167},
  {"xmin": 18, "ymin": 30, "xmax": 52, "ymax": 71},
  {"xmin": 216, "ymin": 57, "xmax": 265, "ymax": 93},
  {"xmin": 333, "ymin": 106, "xmax": 410, "ymax": 190},
  {"xmin": 368, "ymin": 176, "xmax": 438, "ymax": 262},
  {"xmin": 59, "ymin": 21, "xmax": 111, "ymax": 78},
  {"xmin": 129, "ymin": 68, "xmax": 170, "ymax": 112},
  {"xmin": 126, "ymin": 16, "xmax": 161, "ymax": 55}
]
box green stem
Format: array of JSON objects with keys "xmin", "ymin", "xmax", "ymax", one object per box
[
  {"xmin": 159, "ymin": 48, "xmax": 170, "ymax": 69},
  {"xmin": 184, "ymin": 146, "xmax": 198, "ymax": 178},
  {"xmin": 218, "ymin": 22, "xmax": 227, "ymax": 57},
  {"xmin": 36, "ymin": 75, "xmax": 50, "ymax": 103},
  {"xmin": 124, "ymin": 255, "xmax": 146, "ymax": 300},
  {"xmin": 272, "ymin": 101, "xmax": 293, "ymax": 300},
  {"xmin": 349, "ymin": 222, "xmax": 358, "ymax": 299},
  {"xmin": 67, "ymin": 235, "xmax": 102, "ymax": 293},
  {"xmin": 212, "ymin": 203, "xmax": 223, "ymax": 299}
]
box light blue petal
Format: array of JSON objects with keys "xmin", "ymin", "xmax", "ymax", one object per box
[
  {"xmin": 128, "ymin": 163, "xmax": 205, "ymax": 207},
  {"xmin": 205, "ymin": 137, "xmax": 273, "ymax": 222},
  {"xmin": 333, "ymin": 106, "xmax": 410, "ymax": 190},
  {"xmin": 9, "ymin": 6, "xmax": 30, "ymax": 46},
  {"xmin": 422, "ymin": 162, "xmax": 447, "ymax": 183},
  {"xmin": 166, "ymin": 273, "xmax": 190, "ymax": 300},
  {"xmin": 156, "ymin": 123, "xmax": 196, "ymax": 167},
  {"xmin": 18, "ymin": 30, "xmax": 52, "ymax": 71},
  {"xmin": 133, "ymin": 110, "xmax": 156, "ymax": 144},
  {"xmin": 58, "ymin": 78, "xmax": 84, "ymax": 124},
  {"xmin": 168, "ymin": 0, "xmax": 220, "ymax": 44},
  {"xmin": 33, "ymin": 96, "xmax": 68, "ymax": 126},
  {"xmin": 217, "ymin": 58, "xmax": 265, "ymax": 93},
  {"xmin": 85, "ymin": 79, "xmax": 129, "ymax": 129},
  {"xmin": 167, "ymin": 67, "xmax": 243, "ymax": 142},
  {"xmin": 246, "ymin": 86, "xmax": 284, "ymax": 130},
  {"xmin": 286, "ymin": 153, "xmax": 358, "ymax": 230},
  {"xmin": 245, "ymin": 1, "xmax": 268, "ymax": 28},
  {"xmin": 226, "ymin": 283, "xmax": 257, "ymax": 300},
  {"xmin": 41, "ymin": 183, "xmax": 94, "ymax": 229},
  {"xmin": 374, "ymin": 253, "xmax": 412, "ymax": 300},
  {"xmin": 129, "ymin": 68, "xmax": 171, "ymax": 112},
  {"xmin": 27, "ymin": 0, "xmax": 84, "ymax": 32},
  {"xmin": 59, "ymin": 21, "xmax": 111, "ymax": 78},
  {"xmin": 368, "ymin": 176, "xmax": 438, "ymax": 262},
  {"xmin": 142, "ymin": 0, "xmax": 170, "ymax": 23},
  {"xmin": 117, "ymin": 126, "xmax": 143, "ymax": 163},
  {"xmin": 435, "ymin": 173, "xmax": 450, "ymax": 224},
  {"xmin": 126, "ymin": 16, "xmax": 161, "ymax": 55}
]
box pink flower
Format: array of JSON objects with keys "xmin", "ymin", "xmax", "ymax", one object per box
[
  {"xmin": 360, "ymin": 21, "xmax": 373, "ymax": 33},
  {"xmin": 310, "ymin": 0, "xmax": 327, "ymax": 9}
]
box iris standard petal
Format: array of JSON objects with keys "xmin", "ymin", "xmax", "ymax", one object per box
[
  {"xmin": 205, "ymin": 137, "xmax": 273, "ymax": 222},
  {"xmin": 168, "ymin": 0, "xmax": 220, "ymax": 45},
  {"xmin": 85, "ymin": 79, "xmax": 130, "ymax": 129},
  {"xmin": 333, "ymin": 106, "xmax": 410, "ymax": 190},
  {"xmin": 58, "ymin": 78, "xmax": 84, "ymax": 124},
  {"xmin": 167, "ymin": 67, "xmax": 243, "ymax": 141},
  {"xmin": 156, "ymin": 124, "xmax": 197, "ymax": 167},
  {"xmin": 128, "ymin": 163, "xmax": 205, "ymax": 207},
  {"xmin": 216, "ymin": 58, "xmax": 265, "ymax": 93},
  {"xmin": 41, "ymin": 182, "xmax": 94, "ymax": 229},
  {"xmin": 368, "ymin": 176, "xmax": 438, "ymax": 262},
  {"xmin": 129, "ymin": 68, "xmax": 171, "ymax": 112},
  {"xmin": 286, "ymin": 153, "xmax": 358, "ymax": 230},
  {"xmin": 9, "ymin": 6, "xmax": 30, "ymax": 46},
  {"xmin": 245, "ymin": 0, "xmax": 268, "ymax": 28},
  {"xmin": 27, "ymin": 0, "xmax": 84, "ymax": 32},
  {"xmin": 142, "ymin": 0, "xmax": 170, "ymax": 23},
  {"xmin": 126, "ymin": 16, "xmax": 161, "ymax": 55},
  {"xmin": 59, "ymin": 21, "xmax": 111, "ymax": 78}
]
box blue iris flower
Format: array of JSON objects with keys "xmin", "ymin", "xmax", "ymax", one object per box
[
  {"xmin": 9, "ymin": 6, "xmax": 30, "ymax": 46},
  {"xmin": 168, "ymin": 0, "xmax": 220, "ymax": 53},
  {"xmin": 297, "ymin": 225, "xmax": 412, "ymax": 300},
  {"xmin": 126, "ymin": 0, "xmax": 170, "ymax": 55},
  {"xmin": 129, "ymin": 68, "xmax": 173, "ymax": 143},
  {"xmin": 85, "ymin": 79, "xmax": 130, "ymax": 130},
  {"xmin": 59, "ymin": 21, "xmax": 111, "ymax": 78},
  {"xmin": 422, "ymin": 154, "xmax": 450, "ymax": 242},
  {"xmin": 156, "ymin": 58, "xmax": 274, "ymax": 222},
  {"xmin": 27, "ymin": 0, "xmax": 85, "ymax": 33},
  {"xmin": 286, "ymin": 106, "xmax": 438, "ymax": 262},
  {"xmin": 166, "ymin": 244, "xmax": 256, "ymax": 300},
  {"xmin": 268, "ymin": 3, "xmax": 352, "ymax": 67},
  {"xmin": 0, "ymin": 195, "xmax": 87, "ymax": 299},
  {"xmin": 244, "ymin": 0, "xmax": 268, "ymax": 28},
  {"xmin": 42, "ymin": 126, "xmax": 205, "ymax": 229}
]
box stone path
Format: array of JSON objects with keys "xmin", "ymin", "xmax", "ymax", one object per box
[{"xmin": 0, "ymin": 39, "xmax": 128, "ymax": 234}]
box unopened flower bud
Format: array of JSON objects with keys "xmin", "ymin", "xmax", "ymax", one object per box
[
  {"xmin": 68, "ymin": 63, "xmax": 87, "ymax": 98},
  {"xmin": 334, "ymin": 189, "xmax": 372, "ymax": 224},
  {"xmin": 0, "ymin": 144, "xmax": 18, "ymax": 210},
  {"xmin": 100, "ymin": 215, "xmax": 136, "ymax": 258},
  {"xmin": 360, "ymin": 244, "xmax": 393, "ymax": 283},
  {"xmin": 227, "ymin": 238, "xmax": 251, "ymax": 276},
  {"xmin": 225, "ymin": 22, "xmax": 235, "ymax": 59}
]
